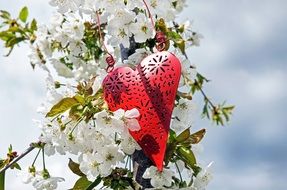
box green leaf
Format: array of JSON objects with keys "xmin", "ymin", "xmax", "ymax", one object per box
[
  {"xmin": 222, "ymin": 105, "xmax": 235, "ymax": 122},
  {"xmin": 176, "ymin": 128, "xmax": 190, "ymax": 143},
  {"xmin": 46, "ymin": 97, "xmax": 80, "ymax": 117},
  {"xmin": 72, "ymin": 176, "xmax": 92, "ymax": 190},
  {"xmin": 10, "ymin": 163, "xmax": 21, "ymax": 170},
  {"xmin": 19, "ymin": 7, "xmax": 28, "ymax": 23},
  {"xmin": 8, "ymin": 27, "xmax": 22, "ymax": 33},
  {"xmin": 0, "ymin": 171, "xmax": 5, "ymax": 190},
  {"xmin": 68, "ymin": 158, "xmax": 84, "ymax": 176},
  {"xmin": 156, "ymin": 18, "xmax": 168, "ymax": 33},
  {"xmin": 176, "ymin": 146, "xmax": 196, "ymax": 170},
  {"xmin": 0, "ymin": 32, "xmax": 14, "ymax": 41},
  {"xmin": 168, "ymin": 129, "xmax": 177, "ymax": 143},
  {"xmin": 167, "ymin": 31, "xmax": 186, "ymax": 54},
  {"xmin": 30, "ymin": 19, "xmax": 37, "ymax": 31},
  {"xmin": 165, "ymin": 129, "xmax": 178, "ymax": 164},
  {"xmin": 8, "ymin": 145, "xmax": 12, "ymax": 153},
  {"xmin": 175, "ymin": 39, "xmax": 186, "ymax": 55},
  {"xmin": 0, "ymin": 10, "xmax": 10, "ymax": 19},
  {"xmin": 188, "ymin": 129, "xmax": 206, "ymax": 144},
  {"xmin": 6, "ymin": 37, "xmax": 26, "ymax": 48},
  {"xmin": 202, "ymin": 101, "xmax": 210, "ymax": 119},
  {"xmin": 86, "ymin": 176, "xmax": 102, "ymax": 190},
  {"xmin": 0, "ymin": 160, "xmax": 5, "ymax": 170},
  {"xmin": 73, "ymin": 95, "xmax": 85, "ymax": 105},
  {"xmin": 69, "ymin": 105, "xmax": 82, "ymax": 121}
]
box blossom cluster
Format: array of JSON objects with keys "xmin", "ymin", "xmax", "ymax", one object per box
[{"xmin": 1, "ymin": 0, "xmax": 213, "ymax": 189}]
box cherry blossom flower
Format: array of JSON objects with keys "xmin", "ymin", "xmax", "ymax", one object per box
[
  {"xmin": 32, "ymin": 176, "xmax": 65, "ymax": 190},
  {"xmin": 119, "ymin": 133, "xmax": 141, "ymax": 155},
  {"xmin": 22, "ymin": 169, "xmax": 64, "ymax": 190},
  {"xmin": 143, "ymin": 166, "xmax": 174, "ymax": 188},
  {"xmin": 192, "ymin": 162, "xmax": 213, "ymax": 190},
  {"xmin": 49, "ymin": 0, "xmax": 83, "ymax": 13},
  {"xmin": 79, "ymin": 152, "xmax": 108, "ymax": 180},
  {"xmin": 50, "ymin": 58, "xmax": 74, "ymax": 78},
  {"xmin": 148, "ymin": 0, "xmax": 176, "ymax": 22},
  {"xmin": 130, "ymin": 14, "xmax": 155, "ymax": 43},
  {"xmin": 172, "ymin": 99, "xmax": 196, "ymax": 133},
  {"xmin": 123, "ymin": 48, "xmax": 151, "ymax": 66},
  {"xmin": 113, "ymin": 108, "xmax": 141, "ymax": 131}
]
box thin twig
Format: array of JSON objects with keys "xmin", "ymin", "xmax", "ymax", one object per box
[
  {"xmin": 31, "ymin": 148, "xmax": 41, "ymax": 166},
  {"xmin": 175, "ymin": 161, "xmax": 183, "ymax": 182},
  {"xmin": 0, "ymin": 144, "xmax": 36, "ymax": 174},
  {"xmin": 196, "ymin": 80, "xmax": 216, "ymax": 109},
  {"xmin": 182, "ymin": 45, "xmax": 215, "ymax": 109},
  {"xmin": 42, "ymin": 148, "xmax": 46, "ymax": 170}
]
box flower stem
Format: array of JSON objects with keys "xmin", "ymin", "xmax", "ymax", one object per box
[
  {"xmin": 86, "ymin": 176, "xmax": 102, "ymax": 190},
  {"xmin": 129, "ymin": 155, "xmax": 132, "ymax": 171},
  {"xmin": 42, "ymin": 148, "xmax": 46, "ymax": 170},
  {"xmin": 175, "ymin": 161, "xmax": 183, "ymax": 182},
  {"xmin": 31, "ymin": 148, "xmax": 41, "ymax": 166},
  {"xmin": 69, "ymin": 117, "xmax": 84, "ymax": 136},
  {"xmin": 125, "ymin": 156, "xmax": 129, "ymax": 169}
]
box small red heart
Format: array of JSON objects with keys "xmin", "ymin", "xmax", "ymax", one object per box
[{"xmin": 102, "ymin": 51, "xmax": 181, "ymax": 171}]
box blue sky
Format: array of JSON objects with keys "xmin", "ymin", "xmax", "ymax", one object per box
[{"xmin": 1, "ymin": 0, "xmax": 287, "ymax": 189}]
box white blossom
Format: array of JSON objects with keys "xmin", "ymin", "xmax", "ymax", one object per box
[
  {"xmin": 50, "ymin": 58, "xmax": 74, "ymax": 78},
  {"xmin": 79, "ymin": 150, "xmax": 121, "ymax": 180},
  {"xmin": 130, "ymin": 14, "xmax": 155, "ymax": 43},
  {"xmin": 107, "ymin": 9, "xmax": 135, "ymax": 47},
  {"xmin": 192, "ymin": 162, "xmax": 213, "ymax": 190},
  {"xmin": 32, "ymin": 176, "xmax": 64, "ymax": 190},
  {"xmin": 49, "ymin": 0, "xmax": 83, "ymax": 13},
  {"xmin": 99, "ymin": 145, "xmax": 125, "ymax": 168},
  {"xmin": 172, "ymin": 99, "xmax": 196, "ymax": 133},
  {"xmin": 126, "ymin": 0, "xmax": 144, "ymax": 10},
  {"xmin": 149, "ymin": 0, "xmax": 176, "ymax": 22},
  {"xmin": 190, "ymin": 32, "xmax": 204, "ymax": 46},
  {"xmin": 119, "ymin": 133, "xmax": 141, "ymax": 155},
  {"xmin": 123, "ymin": 48, "xmax": 151, "ymax": 66},
  {"xmin": 22, "ymin": 169, "xmax": 64, "ymax": 190},
  {"xmin": 113, "ymin": 108, "xmax": 141, "ymax": 131},
  {"xmin": 62, "ymin": 13, "xmax": 85, "ymax": 40},
  {"xmin": 143, "ymin": 166, "xmax": 174, "ymax": 188},
  {"xmin": 173, "ymin": 0, "xmax": 187, "ymax": 13},
  {"xmin": 49, "ymin": 12, "xmax": 64, "ymax": 30},
  {"xmin": 28, "ymin": 45, "xmax": 49, "ymax": 71},
  {"xmin": 95, "ymin": 109, "xmax": 125, "ymax": 136}
]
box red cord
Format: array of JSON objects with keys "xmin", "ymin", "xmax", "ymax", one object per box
[
  {"xmin": 96, "ymin": 11, "xmax": 115, "ymax": 72},
  {"xmin": 96, "ymin": 1, "xmax": 167, "ymax": 71},
  {"xmin": 142, "ymin": 0, "xmax": 167, "ymax": 52},
  {"xmin": 142, "ymin": 0, "xmax": 156, "ymax": 31}
]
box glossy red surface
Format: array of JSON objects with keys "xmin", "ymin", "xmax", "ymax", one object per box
[{"xmin": 103, "ymin": 51, "xmax": 181, "ymax": 171}]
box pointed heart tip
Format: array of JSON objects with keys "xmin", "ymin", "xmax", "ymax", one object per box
[{"xmin": 156, "ymin": 163, "xmax": 163, "ymax": 172}]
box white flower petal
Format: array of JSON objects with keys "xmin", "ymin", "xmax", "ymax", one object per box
[
  {"xmin": 126, "ymin": 119, "xmax": 141, "ymax": 131},
  {"xmin": 125, "ymin": 108, "xmax": 140, "ymax": 118}
]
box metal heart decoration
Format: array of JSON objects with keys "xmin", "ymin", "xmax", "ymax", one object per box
[{"xmin": 102, "ymin": 51, "xmax": 181, "ymax": 171}]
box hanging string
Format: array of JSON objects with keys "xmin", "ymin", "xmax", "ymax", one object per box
[
  {"xmin": 96, "ymin": 11, "xmax": 115, "ymax": 72},
  {"xmin": 142, "ymin": 0, "xmax": 167, "ymax": 52}
]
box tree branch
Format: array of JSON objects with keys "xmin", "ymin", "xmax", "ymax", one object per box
[
  {"xmin": 0, "ymin": 143, "xmax": 36, "ymax": 174},
  {"xmin": 195, "ymin": 79, "xmax": 216, "ymax": 109}
]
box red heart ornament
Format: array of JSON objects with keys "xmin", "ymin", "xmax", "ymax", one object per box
[{"xmin": 102, "ymin": 51, "xmax": 181, "ymax": 171}]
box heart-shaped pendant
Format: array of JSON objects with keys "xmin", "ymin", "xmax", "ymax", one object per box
[{"xmin": 102, "ymin": 51, "xmax": 181, "ymax": 171}]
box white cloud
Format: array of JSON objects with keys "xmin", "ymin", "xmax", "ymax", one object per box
[{"xmin": 211, "ymin": 165, "xmax": 275, "ymax": 190}]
